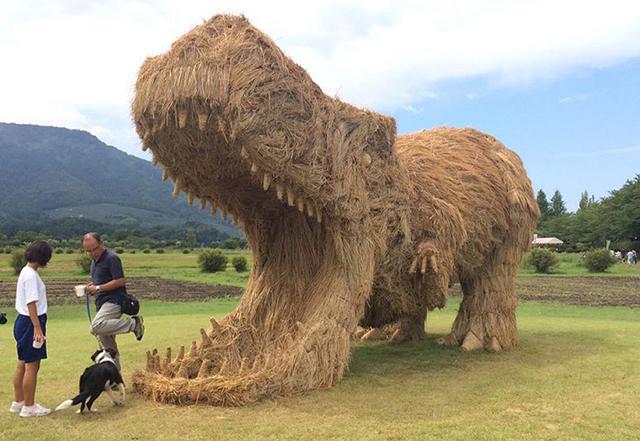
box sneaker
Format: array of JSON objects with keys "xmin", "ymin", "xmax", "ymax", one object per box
[
  {"xmin": 9, "ymin": 401, "xmax": 24, "ymax": 413},
  {"xmin": 19, "ymin": 403, "xmax": 51, "ymax": 417},
  {"xmin": 133, "ymin": 316, "xmax": 145, "ymax": 341}
]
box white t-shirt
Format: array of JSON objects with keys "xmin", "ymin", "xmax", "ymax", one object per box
[{"xmin": 15, "ymin": 265, "xmax": 48, "ymax": 316}]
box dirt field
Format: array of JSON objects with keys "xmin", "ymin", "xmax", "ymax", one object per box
[
  {"xmin": 0, "ymin": 275, "xmax": 638, "ymax": 307},
  {"xmin": 0, "ymin": 277, "xmax": 242, "ymax": 307}
]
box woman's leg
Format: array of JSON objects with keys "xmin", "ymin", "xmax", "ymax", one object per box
[
  {"xmin": 13, "ymin": 361, "xmax": 25, "ymax": 402},
  {"xmin": 23, "ymin": 360, "xmax": 41, "ymax": 406}
]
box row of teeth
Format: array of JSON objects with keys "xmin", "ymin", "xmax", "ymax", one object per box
[
  {"xmin": 140, "ymin": 111, "xmax": 323, "ymax": 225},
  {"xmin": 240, "ymin": 147, "xmax": 323, "ymax": 223},
  {"xmin": 145, "ymin": 317, "xmax": 272, "ymax": 378}
]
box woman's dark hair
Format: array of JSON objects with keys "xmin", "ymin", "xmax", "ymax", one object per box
[{"xmin": 24, "ymin": 240, "xmax": 53, "ymax": 267}]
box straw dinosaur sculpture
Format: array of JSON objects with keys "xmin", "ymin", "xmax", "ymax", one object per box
[{"xmin": 130, "ymin": 15, "xmax": 539, "ymax": 405}]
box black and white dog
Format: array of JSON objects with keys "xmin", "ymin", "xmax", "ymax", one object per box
[{"xmin": 56, "ymin": 348, "xmax": 125, "ymax": 413}]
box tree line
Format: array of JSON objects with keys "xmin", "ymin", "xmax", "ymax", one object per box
[{"xmin": 535, "ymin": 175, "xmax": 640, "ymax": 251}]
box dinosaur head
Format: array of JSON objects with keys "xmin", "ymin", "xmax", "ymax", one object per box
[{"xmin": 132, "ymin": 15, "xmax": 399, "ymax": 233}]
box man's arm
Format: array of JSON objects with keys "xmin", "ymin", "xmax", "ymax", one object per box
[{"xmin": 87, "ymin": 278, "xmax": 126, "ymax": 295}]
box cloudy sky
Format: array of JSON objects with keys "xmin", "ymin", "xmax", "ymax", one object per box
[{"xmin": 1, "ymin": 0, "xmax": 639, "ymax": 209}]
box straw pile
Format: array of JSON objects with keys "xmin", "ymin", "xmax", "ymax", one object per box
[{"xmin": 130, "ymin": 14, "xmax": 538, "ymax": 406}]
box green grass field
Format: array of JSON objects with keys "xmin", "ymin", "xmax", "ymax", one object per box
[
  {"xmin": 0, "ymin": 250, "xmax": 253, "ymax": 286},
  {"xmin": 1, "ymin": 251, "xmax": 638, "ymax": 284},
  {"xmin": 1, "ymin": 299, "xmax": 639, "ymax": 440}
]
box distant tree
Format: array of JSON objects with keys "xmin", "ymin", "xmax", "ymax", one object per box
[
  {"xmin": 186, "ymin": 228, "xmax": 197, "ymax": 248},
  {"xmin": 578, "ymin": 191, "xmax": 595, "ymax": 211},
  {"xmin": 536, "ymin": 190, "xmax": 551, "ymax": 220},
  {"xmin": 550, "ymin": 190, "xmax": 566, "ymax": 217}
]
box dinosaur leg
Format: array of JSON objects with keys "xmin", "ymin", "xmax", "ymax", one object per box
[
  {"xmin": 440, "ymin": 247, "xmax": 519, "ymax": 352},
  {"xmin": 132, "ymin": 219, "xmax": 376, "ymax": 405}
]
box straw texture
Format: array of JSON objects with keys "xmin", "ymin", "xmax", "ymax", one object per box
[{"xmin": 130, "ymin": 14, "xmax": 538, "ymax": 405}]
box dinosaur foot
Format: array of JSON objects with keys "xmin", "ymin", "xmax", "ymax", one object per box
[{"xmin": 436, "ymin": 331, "xmax": 504, "ymax": 352}]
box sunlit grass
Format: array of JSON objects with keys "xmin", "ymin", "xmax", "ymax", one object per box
[{"xmin": 1, "ymin": 299, "xmax": 639, "ymax": 440}]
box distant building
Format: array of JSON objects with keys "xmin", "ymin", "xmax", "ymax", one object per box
[{"xmin": 532, "ymin": 234, "xmax": 564, "ymax": 247}]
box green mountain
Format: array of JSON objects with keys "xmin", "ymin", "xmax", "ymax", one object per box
[{"xmin": 0, "ymin": 122, "xmax": 238, "ymax": 237}]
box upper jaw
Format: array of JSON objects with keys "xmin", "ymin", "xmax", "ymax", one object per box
[{"xmin": 134, "ymin": 105, "xmax": 326, "ymax": 226}]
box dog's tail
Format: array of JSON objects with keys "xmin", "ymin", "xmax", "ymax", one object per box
[{"xmin": 55, "ymin": 391, "xmax": 90, "ymax": 411}]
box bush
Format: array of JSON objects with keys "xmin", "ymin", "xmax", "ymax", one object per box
[
  {"xmin": 182, "ymin": 249, "xmax": 191, "ymax": 254},
  {"xmin": 231, "ymin": 256, "xmax": 248, "ymax": 272},
  {"xmin": 10, "ymin": 250, "xmax": 26, "ymax": 275},
  {"xmin": 143, "ymin": 249, "xmax": 151, "ymax": 254},
  {"xmin": 4, "ymin": 248, "xmax": 12, "ymax": 254},
  {"xmin": 66, "ymin": 249, "xmax": 75, "ymax": 254},
  {"xmin": 76, "ymin": 255, "xmax": 92, "ymax": 274},
  {"xmin": 130, "ymin": 250, "xmax": 137, "ymax": 254},
  {"xmin": 55, "ymin": 248, "xmax": 64, "ymax": 254},
  {"xmin": 156, "ymin": 248, "xmax": 165, "ymax": 254},
  {"xmin": 525, "ymin": 248, "xmax": 559, "ymax": 273},
  {"xmin": 115, "ymin": 248, "xmax": 125, "ymax": 254},
  {"xmin": 583, "ymin": 249, "xmax": 617, "ymax": 273},
  {"xmin": 198, "ymin": 250, "xmax": 228, "ymax": 273}
]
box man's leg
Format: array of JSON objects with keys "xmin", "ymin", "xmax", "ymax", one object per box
[{"xmin": 91, "ymin": 302, "xmax": 133, "ymax": 371}]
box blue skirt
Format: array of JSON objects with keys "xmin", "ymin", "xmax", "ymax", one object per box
[{"xmin": 14, "ymin": 314, "xmax": 47, "ymax": 363}]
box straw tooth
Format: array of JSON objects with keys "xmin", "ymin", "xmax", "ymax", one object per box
[
  {"xmin": 141, "ymin": 142, "xmax": 149, "ymax": 152},
  {"xmin": 297, "ymin": 197, "xmax": 305, "ymax": 213},
  {"xmin": 362, "ymin": 152, "xmax": 372, "ymax": 166},
  {"xmin": 210, "ymin": 203, "xmax": 218, "ymax": 216},
  {"xmin": 187, "ymin": 193, "xmax": 195, "ymax": 206},
  {"xmin": 306, "ymin": 202, "xmax": 315, "ymax": 218},
  {"xmin": 217, "ymin": 359, "xmax": 228, "ymax": 375},
  {"xmin": 161, "ymin": 167, "xmax": 169, "ymax": 181},
  {"xmin": 276, "ymin": 183, "xmax": 284, "ymax": 200},
  {"xmin": 197, "ymin": 111, "xmax": 208, "ymax": 130},
  {"xmin": 146, "ymin": 350, "xmax": 152, "ymax": 370},
  {"xmin": 199, "ymin": 198, "xmax": 207, "ymax": 210},
  {"xmin": 287, "ymin": 187, "xmax": 296, "ymax": 206},
  {"xmin": 151, "ymin": 155, "xmax": 158, "ymax": 165},
  {"xmin": 421, "ymin": 256, "xmax": 428, "ymax": 274},
  {"xmin": 178, "ymin": 109, "xmax": 188, "ymax": 128},
  {"xmin": 164, "ymin": 347, "xmax": 172, "ymax": 365},
  {"xmin": 240, "ymin": 147, "xmax": 249, "ymax": 159},
  {"xmin": 175, "ymin": 345, "xmax": 185, "ymax": 362},
  {"xmin": 210, "ymin": 317, "xmax": 222, "ymax": 333},
  {"xmin": 172, "ymin": 179, "xmax": 182, "ymax": 197},
  {"xmin": 188, "ymin": 340, "xmax": 198, "ymax": 357},
  {"xmin": 221, "ymin": 205, "xmax": 228, "ymax": 220},
  {"xmin": 315, "ymin": 204, "xmax": 322, "ymax": 223},
  {"xmin": 251, "ymin": 163, "xmax": 259, "ymax": 174},
  {"xmin": 239, "ymin": 357, "xmax": 248, "ymax": 373},
  {"xmin": 263, "ymin": 173, "xmax": 272, "ymax": 191},
  {"xmin": 197, "ymin": 359, "xmax": 211, "ymax": 377},
  {"xmin": 200, "ymin": 328, "xmax": 212, "ymax": 347}
]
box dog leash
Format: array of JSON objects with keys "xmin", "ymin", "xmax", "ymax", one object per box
[{"xmin": 85, "ymin": 292, "xmax": 104, "ymax": 350}]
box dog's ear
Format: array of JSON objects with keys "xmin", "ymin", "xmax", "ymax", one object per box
[{"xmin": 91, "ymin": 349, "xmax": 101, "ymax": 362}]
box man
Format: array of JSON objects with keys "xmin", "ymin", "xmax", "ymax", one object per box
[{"xmin": 83, "ymin": 232, "xmax": 144, "ymax": 371}]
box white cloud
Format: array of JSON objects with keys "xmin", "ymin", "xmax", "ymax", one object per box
[{"xmin": 1, "ymin": 0, "xmax": 639, "ymax": 157}]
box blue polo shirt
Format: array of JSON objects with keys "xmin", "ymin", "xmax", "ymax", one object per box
[{"xmin": 91, "ymin": 249, "xmax": 127, "ymax": 311}]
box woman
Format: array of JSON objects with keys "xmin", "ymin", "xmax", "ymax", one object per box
[{"xmin": 9, "ymin": 240, "xmax": 53, "ymax": 417}]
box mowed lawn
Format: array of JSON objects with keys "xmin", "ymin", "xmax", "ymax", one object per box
[{"xmin": 1, "ymin": 299, "xmax": 639, "ymax": 441}]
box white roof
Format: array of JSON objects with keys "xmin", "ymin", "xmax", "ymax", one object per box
[{"xmin": 532, "ymin": 237, "xmax": 564, "ymax": 245}]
